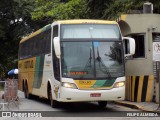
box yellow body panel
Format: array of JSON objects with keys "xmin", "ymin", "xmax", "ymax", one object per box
[
  {"xmin": 18, "ymin": 57, "xmax": 36, "ymax": 92},
  {"xmin": 74, "ymin": 80, "xmax": 96, "ymax": 89}
]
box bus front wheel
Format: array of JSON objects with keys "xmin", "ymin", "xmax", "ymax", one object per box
[
  {"xmin": 98, "ymin": 101, "xmax": 107, "ymax": 108},
  {"xmin": 49, "ymin": 90, "xmax": 59, "ymax": 108}
]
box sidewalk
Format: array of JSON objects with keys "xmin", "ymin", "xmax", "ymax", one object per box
[{"xmin": 114, "ymin": 100, "xmax": 160, "ymax": 113}]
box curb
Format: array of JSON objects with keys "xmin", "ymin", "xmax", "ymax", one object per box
[{"xmin": 113, "ymin": 101, "xmax": 160, "ymax": 113}]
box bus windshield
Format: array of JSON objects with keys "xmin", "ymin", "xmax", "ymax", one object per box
[
  {"xmin": 61, "ymin": 24, "xmax": 120, "ymax": 39},
  {"xmin": 61, "ymin": 41, "xmax": 124, "ymax": 79}
]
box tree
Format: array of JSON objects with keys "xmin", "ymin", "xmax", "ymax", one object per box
[
  {"xmin": 0, "ymin": 0, "xmax": 160, "ymax": 78},
  {"xmin": 0, "ymin": 0, "xmax": 42, "ymax": 77},
  {"xmin": 32, "ymin": 0, "xmax": 88, "ymax": 22},
  {"xmin": 87, "ymin": 0, "xmax": 160, "ymax": 20},
  {"xmin": 86, "ymin": 0, "xmax": 112, "ymax": 19},
  {"xmin": 106, "ymin": 42, "xmax": 123, "ymax": 64}
]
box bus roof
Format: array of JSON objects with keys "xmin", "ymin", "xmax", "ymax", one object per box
[
  {"xmin": 20, "ymin": 24, "xmax": 51, "ymax": 43},
  {"xmin": 55, "ymin": 19, "xmax": 117, "ymax": 25},
  {"xmin": 20, "ymin": 19, "xmax": 117, "ymax": 43}
]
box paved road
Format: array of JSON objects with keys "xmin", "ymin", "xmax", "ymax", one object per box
[
  {"xmin": 7, "ymin": 91, "xmax": 139, "ymax": 112},
  {"xmin": 0, "ymin": 91, "xmax": 159, "ymax": 120}
]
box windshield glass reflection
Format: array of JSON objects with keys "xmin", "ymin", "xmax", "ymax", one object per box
[{"xmin": 61, "ymin": 41, "xmax": 124, "ymax": 79}]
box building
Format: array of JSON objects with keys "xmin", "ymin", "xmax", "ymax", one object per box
[{"xmin": 118, "ymin": 2, "xmax": 160, "ymax": 103}]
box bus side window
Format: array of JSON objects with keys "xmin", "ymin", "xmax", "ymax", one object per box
[{"xmin": 53, "ymin": 25, "xmax": 60, "ymax": 81}]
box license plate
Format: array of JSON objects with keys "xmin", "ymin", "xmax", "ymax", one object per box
[{"xmin": 90, "ymin": 93, "xmax": 101, "ymax": 97}]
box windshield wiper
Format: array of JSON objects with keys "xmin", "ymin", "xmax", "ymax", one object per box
[
  {"xmin": 96, "ymin": 47, "xmax": 112, "ymax": 79},
  {"xmin": 84, "ymin": 47, "xmax": 92, "ymax": 69},
  {"xmin": 80, "ymin": 47, "xmax": 92, "ymax": 79}
]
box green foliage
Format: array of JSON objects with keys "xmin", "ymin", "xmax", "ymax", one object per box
[
  {"xmin": 102, "ymin": 0, "xmax": 134, "ymax": 20},
  {"xmin": 87, "ymin": 0, "xmax": 160, "ymax": 20},
  {"xmin": 32, "ymin": 0, "xmax": 160, "ymax": 21},
  {"xmin": 32, "ymin": 0, "xmax": 88, "ymax": 22},
  {"xmin": 107, "ymin": 42, "xmax": 123, "ymax": 64},
  {"xmin": 86, "ymin": 0, "xmax": 112, "ymax": 19},
  {"xmin": 0, "ymin": 0, "xmax": 40, "ymax": 77},
  {"xmin": 0, "ymin": 0, "xmax": 160, "ymax": 78}
]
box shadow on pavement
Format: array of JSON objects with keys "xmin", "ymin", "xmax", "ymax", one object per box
[{"xmin": 28, "ymin": 94, "xmax": 114, "ymax": 112}]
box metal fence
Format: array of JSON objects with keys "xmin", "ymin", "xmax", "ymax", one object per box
[{"xmin": 0, "ymin": 78, "xmax": 19, "ymax": 110}]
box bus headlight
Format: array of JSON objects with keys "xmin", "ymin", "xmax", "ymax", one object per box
[
  {"xmin": 61, "ymin": 82, "xmax": 78, "ymax": 89},
  {"xmin": 113, "ymin": 81, "xmax": 125, "ymax": 88}
]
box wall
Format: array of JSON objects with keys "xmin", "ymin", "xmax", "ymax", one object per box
[{"xmin": 118, "ymin": 14, "xmax": 160, "ymax": 102}]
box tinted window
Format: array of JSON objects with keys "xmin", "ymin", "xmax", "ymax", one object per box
[
  {"xmin": 131, "ymin": 34, "xmax": 145, "ymax": 58},
  {"xmin": 19, "ymin": 28, "xmax": 51, "ymax": 60}
]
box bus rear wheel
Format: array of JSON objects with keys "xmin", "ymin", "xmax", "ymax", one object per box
[
  {"xmin": 24, "ymin": 83, "xmax": 32, "ymax": 99},
  {"xmin": 49, "ymin": 90, "xmax": 59, "ymax": 108},
  {"xmin": 98, "ymin": 101, "xmax": 107, "ymax": 108}
]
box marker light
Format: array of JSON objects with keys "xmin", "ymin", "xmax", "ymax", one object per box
[
  {"xmin": 61, "ymin": 82, "xmax": 78, "ymax": 89},
  {"xmin": 113, "ymin": 81, "xmax": 125, "ymax": 88}
]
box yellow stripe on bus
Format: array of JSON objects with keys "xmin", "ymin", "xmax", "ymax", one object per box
[
  {"xmin": 57, "ymin": 19, "xmax": 117, "ymax": 25},
  {"xmin": 75, "ymin": 80, "xmax": 96, "ymax": 89},
  {"xmin": 20, "ymin": 29, "xmax": 42, "ymax": 43}
]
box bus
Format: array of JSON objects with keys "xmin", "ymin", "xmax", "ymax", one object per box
[{"xmin": 18, "ymin": 19, "xmax": 135, "ymax": 108}]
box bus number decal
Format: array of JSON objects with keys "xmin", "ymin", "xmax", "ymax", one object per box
[{"xmin": 79, "ymin": 81, "xmax": 92, "ymax": 85}]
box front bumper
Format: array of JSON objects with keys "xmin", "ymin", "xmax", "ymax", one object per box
[{"xmin": 58, "ymin": 86, "xmax": 125, "ymax": 102}]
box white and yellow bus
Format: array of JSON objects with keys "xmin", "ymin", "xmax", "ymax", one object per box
[{"xmin": 18, "ymin": 19, "xmax": 135, "ymax": 108}]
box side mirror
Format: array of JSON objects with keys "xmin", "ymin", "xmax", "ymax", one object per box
[
  {"xmin": 123, "ymin": 37, "xmax": 135, "ymax": 57},
  {"xmin": 53, "ymin": 37, "xmax": 61, "ymax": 58}
]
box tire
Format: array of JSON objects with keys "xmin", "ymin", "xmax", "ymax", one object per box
[
  {"xmin": 24, "ymin": 83, "xmax": 32, "ymax": 99},
  {"xmin": 98, "ymin": 101, "xmax": 107, "ymax": 108},
  {"xmin": 49, "ymin": 90, "xmax": 59, "ymax": 108},
  {"xmin": 24, "ymin": 83, "xmax": 28, "ymax": 98}
]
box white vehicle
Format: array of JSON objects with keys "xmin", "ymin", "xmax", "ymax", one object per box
[{"xmin": 18, "ymin": 20, "xmax": 135, "ymax": 108}]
